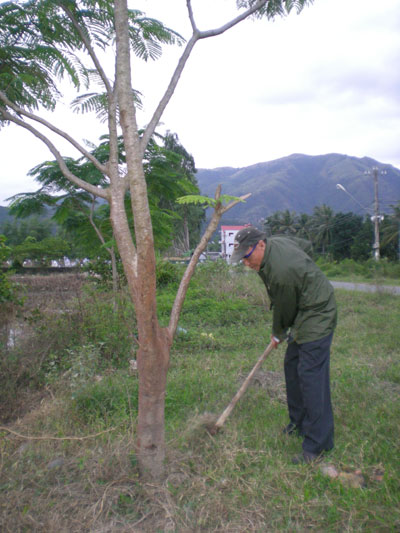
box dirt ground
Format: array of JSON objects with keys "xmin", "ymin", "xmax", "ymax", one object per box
[{"xmin": 11, "ymin": 272, "xmax": 86, "ymax": 312}]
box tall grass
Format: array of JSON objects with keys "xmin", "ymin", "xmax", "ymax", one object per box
[{"xmin": 0, "ymin": 262, "xmax": 399, "ymax": 532}]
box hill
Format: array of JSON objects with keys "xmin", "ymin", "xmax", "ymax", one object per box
[
  {"xmin": 196, "ymin": 153, "xmax": 400, "ymax": 224},
  {"xmin": 0, "ymin": 206, "xmax": 13, "ymax": 226}
]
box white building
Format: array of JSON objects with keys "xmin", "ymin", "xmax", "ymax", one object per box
[{"xmin": 220, "ymin": 225, "xmax": 248, "ymax": 262}]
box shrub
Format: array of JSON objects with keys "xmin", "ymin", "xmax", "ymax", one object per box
[{"xmin": 156, "ymin": 257, "xmax": 182, "ymax": 287}]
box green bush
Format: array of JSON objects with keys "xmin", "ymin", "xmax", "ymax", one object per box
[
  {"xmin": 0, "ymin": 235, "xmax": 21, "ymax": 305},
  {"xmin": 156, "ymin": 257, "xmax": 182, "ymax": 287},
  {"xmin": 82, "ymin": 253, "xmax": 126, "ymax": 289}
]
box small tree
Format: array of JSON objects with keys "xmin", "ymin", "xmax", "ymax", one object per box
[{"xmin": 0, "ymin": 0, "xmax": 313, "ymax": 479}]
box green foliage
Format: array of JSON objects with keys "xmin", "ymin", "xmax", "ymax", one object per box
[
  {"xmin": 11, "ymin": 236, "xmax": 70, "ymax": 266},
  {"xmin": 176, "ymin": 193, "xmax": 244, "ymax": 207},
  {"xmin": 264, "ymin": 208, "xmax": 400, "ymax": 262},
  {"xmin": 82, "ymin": 253, "xmax": 126, "ymax": 289},
  {"xmin": 0, "ymin": 0, "xmax": 184, "ymax": 117},
  {"xmin": 155, "ymin": 257, "xmax": 182, "ymax": 288},
  {"xmin": 8, "ymin": 131, "xmax": 203, "ymax": 258},
  {"xmin": 237, "ymin": 0, "xmax": 313, "ymax": 20},
  {"xmin": 0, "ymin": 235, "xmax": 19, "ymax": 304},
  {"xmin": 0, "ymin": 215, "xmax": 55, "ymax": 246}
]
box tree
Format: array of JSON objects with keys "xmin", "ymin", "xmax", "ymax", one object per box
[
  {"xmin": 11, "ymin": 235, "xmax": 71, "ymax": 267},
  {"xmin": 350, "ymin": 216, "xmax": 374, "ymax": 261},
  {"xmin": 381, "ymin": 203, "xmax": 400, "ymax": 261},
  {"xmin": 1, "ymin": 216, "xmax": 55, "ymax": 246},
  {"xmin": 296, "ymin": 213, "xmax": 312, "ymax": 241},
  {"xmin": 330, "ymin": 212, "xmax": 363, "ymax": 261},
  {"xmin": 162, "ymin": 131, "xmax": 205, "ymax": 253},
  {"xmin": 310, "ymin": 204, "xmax": 335, "ymax": 256},
  {"xmin": 265, "ymin": 209, "xmax": 298, "ymax": 235},
  {"xmin": 0, "ymin": 0, "xmax": 313, "ymax": 480}
]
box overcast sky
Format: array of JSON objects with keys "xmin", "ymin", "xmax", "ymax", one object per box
[{"xmin": 1, "ymin": 0, "xmax": 400, "ymax": 205}]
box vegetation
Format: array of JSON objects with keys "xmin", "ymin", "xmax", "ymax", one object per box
[
  {"xmin": 265, "ymin": 206, "xmax": 400, "ymax": 261},
  {"xmin": 0, "ymin": 235, "xmax": 20, "ymax": 304},
  {"xmin": 0, "ymin": 265, "xmax": 399, "ymax": 531}
]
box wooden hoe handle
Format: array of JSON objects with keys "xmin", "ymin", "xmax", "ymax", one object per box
[{"xmin": 213, "ymin": 341, "xmax": 276, "ymax": 431}]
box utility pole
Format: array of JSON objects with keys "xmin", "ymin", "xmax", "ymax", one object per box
[{"xmin": 365, "ymin": 167, "xmax": 386, "ymax": 261}]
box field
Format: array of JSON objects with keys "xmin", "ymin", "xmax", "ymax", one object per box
[{"xmin": 0, "ymin": 264, "xmax": 399, "ymax": 532}]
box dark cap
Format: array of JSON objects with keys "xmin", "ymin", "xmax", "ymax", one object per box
[{"xmin": 230, "ymin": 226, "xmax": 266, "ymax": 263}]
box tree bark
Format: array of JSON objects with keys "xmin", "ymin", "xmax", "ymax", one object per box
[{"xmin": 114, "ymin": 0, "xmax": 173, "ymax": 479}]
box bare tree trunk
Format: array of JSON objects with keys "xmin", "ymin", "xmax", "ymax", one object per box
[
  {"xmin": 114, "ymin": 0, "xmax": 173, "ymax": 479},
  {"xmin": 183, "ymin": 210, "xmax": 190, "ymax": 251},
  {"xmin": 110, "ymin": 246, "xmax": 118, "ymax": 295}
]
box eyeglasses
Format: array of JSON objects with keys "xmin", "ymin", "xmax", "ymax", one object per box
[{"xmin": 243, "ymin": 242, "xmax": 258, "ymax": 259}]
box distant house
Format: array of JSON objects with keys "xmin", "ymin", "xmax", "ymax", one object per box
[{"xmin": 220, "ymin": 225, "xmax": 248, "ymax": 262}]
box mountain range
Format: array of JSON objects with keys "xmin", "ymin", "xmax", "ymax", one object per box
[
  {"xmin": 2, "ymin": 153, "xmax": 400, "ymax": 230},
  {"xmin": 196, "ymin": 153, "xmax": 400, "ymax": 224}
]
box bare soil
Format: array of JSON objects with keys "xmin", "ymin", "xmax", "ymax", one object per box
[{"xmin": 12, "ymin": 272, "xmax": 86, "ymax": 312}]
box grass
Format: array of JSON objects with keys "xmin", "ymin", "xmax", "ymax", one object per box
[
  {"xmin": 0, "ymin": 264, "xmax": 400, "ymax": 531},
  {"xmin": 317, "ymin": 257, "xmax": 400, "ymax": 285}
]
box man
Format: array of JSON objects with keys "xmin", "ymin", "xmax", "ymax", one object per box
[{"xmin": 230, "ymin": 226, "xmax": 337, "ymax": 464}]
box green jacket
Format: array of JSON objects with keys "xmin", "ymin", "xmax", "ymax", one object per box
[{"xmin": 258, "ymin": 236, "xmax": 337, "ymax": 344}]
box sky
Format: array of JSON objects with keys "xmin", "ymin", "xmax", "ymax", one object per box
[{"xmin": 1, "ymin": 0, "xmax": 400, "ymax": 205}]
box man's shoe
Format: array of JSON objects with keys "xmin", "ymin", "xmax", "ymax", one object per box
[
  {"xmin": 292, "ymin": 450, "xmax": 322, "ymax": 465},
  {"xmin": 283, "ymin": 422, "xmax": 300, "ymax": 436}
]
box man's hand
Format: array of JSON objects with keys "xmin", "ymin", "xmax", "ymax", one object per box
[{"xmin": 271, "ymin": 335, "xmax": 281, "ymax": 349}]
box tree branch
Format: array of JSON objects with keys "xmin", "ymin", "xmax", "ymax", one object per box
[
  {"xmin": 0, "ymin": 108, "xmax": 110, "ymax": 201},
  {"xmin": 0, "ymin": 91, "xmax": 108, "ymax": 175},
  {"xmin": 60, "ymin": 3, "xmax": 125, "ymax": 194},
  {"xmin": 89, "ymin": 196, "xmax": 110, "ymax": 248},
  {"xmin": 140, "ymin": 33, "xmax": 198, "ymax": 155},
  {"xmin": 198, "ymin": 0, "xmax": 268, "ymax": 39},
  {"xmin": 168, "ymin": 188, "xmax": 251, "ymax": 337},
  {"xmin": 0, "ymin": 425, "xmax": 116, "ymax": 441},
  {"xmin": 186, "ymin": 0, "xmax": 197, "ymax": 32},
  {"xmin": 140, "ymin": 0, "xmax": 268, "ymax": 154}
]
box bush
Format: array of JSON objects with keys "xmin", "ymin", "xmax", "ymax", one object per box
[
  {"xmin": 0, "ymin": 235, "xmax": 21, "ymax": 305},
  {"xmin": 156, "ymin": 257, "xmax": 182, "ymax": 287}
]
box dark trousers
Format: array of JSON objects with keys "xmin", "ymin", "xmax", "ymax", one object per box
[{"xmin": 284, "ymin": 332, "xmax": 334, "ymax": 455}]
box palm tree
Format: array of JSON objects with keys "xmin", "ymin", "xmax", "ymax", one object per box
[
  {"xmin": 297, "ymin": 213, "xmax": 312, "ymax": 240},
  {"xmin": 381, "ymin": 203, "xmax": 400, "ymax": 256},
  {"xmin": 311, "ymin": 204, "xmax": 335, "ymax": 256},
  {"xmin": 265, "ymin": 210, "xmax": 298, "ymax": 235}
]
